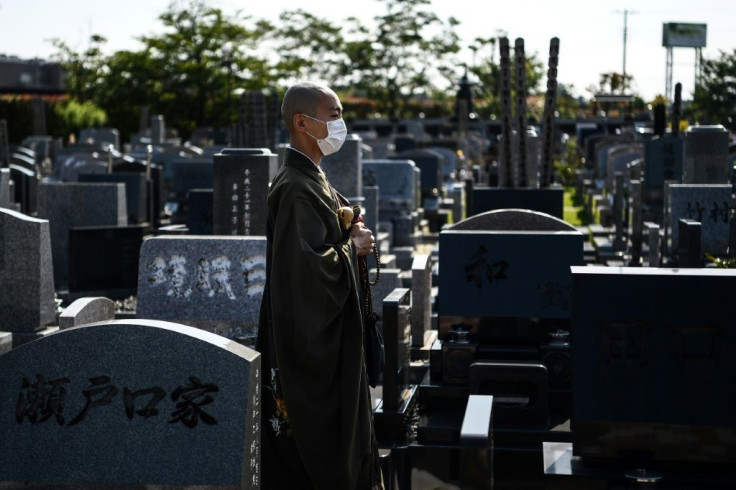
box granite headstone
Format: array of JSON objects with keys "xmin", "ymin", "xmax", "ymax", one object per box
[
  {"xmin": 0, "ymin": 319, "xmax": 261, "ymax": 488},
  {"xmin": 58, "ymin": 297, "xmax": 115, "ymax": 330},
  {"xmin": 37, "ymin": 182, "xmax": 127, "ymax": 288},
  {"xmin": 410, "ymin": 254, "xmax": 432, "ymax": 347},
  {"xmin": 683, "ymin": 125, "xmax": 730, "ymax": 184},
  {"xmin": 137, "ymin": 236, "xmax": 267, "ymax": 343},
  {"xmin": 212, "ymin": 148, "xmax": 275, "ymax": 236},
  {"xmin": 439, "ymin": 230, "xmax": 584, "ymax": 320},
  {"xmin": 0, "ymin": 208, "xmax": 56, "ymax": 333},
  {"xmin": 667, "ymin": 183, "xmax": 730, "ymax": 255},
  {"xmin": 322, "ymin": 134, "xmax": 362, "ymax": 199},
  {"xmin": 450, "ymin": 208, "xmax": 576, "ymax": 231}
]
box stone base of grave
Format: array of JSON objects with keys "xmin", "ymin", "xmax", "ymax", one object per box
[{"xmin": 374, "ymin": 385, "xmax": 419, "ymax": 444}]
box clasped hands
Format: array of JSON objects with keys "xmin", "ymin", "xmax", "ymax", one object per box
[{"xmin": 350, "ymin": 222, "xmax": 375, "ymax": 257}]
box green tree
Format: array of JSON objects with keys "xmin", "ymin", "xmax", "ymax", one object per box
[
  {"xmin": 690, "ymin": 49, "xmax": 736, "ymax": 125},
  {"xmin": 50, "ymin": 34, "xmax": 108, "ymax": 102},
  {"xmin": 270, "ymin": 9, "xmax": 347, "ymax": 85},
  {"xmin": 138, "ymin": 0, "xmax": 274, "ymax": 136},
  {"xmin": 340, "ymin": 0, "xmax": 461, "ymax": 119}
]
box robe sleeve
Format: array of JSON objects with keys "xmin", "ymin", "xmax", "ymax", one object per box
[{"xmin": 268, "ymin": 183, "xmax": 363, "ymax": 487}]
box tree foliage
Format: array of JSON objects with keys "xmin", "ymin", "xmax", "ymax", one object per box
[
  {"xmin": 339, "ymin": 0, "xmax": 461, "ymax": 119},
  {"xmin": 690, "ymin": 49, "xmax": 736, "ymax": 125}
]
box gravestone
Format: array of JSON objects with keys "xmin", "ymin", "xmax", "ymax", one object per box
[
  {"xmin": 571, "ymin": 266, "xmax": 736, "ymax": 466},
  {"xmin": 371, "ymin": 268, "xmax": 402, "ymax": 315},
  {"xmin": 0, "ymin": 208, "xmax": 56, "ymax": 333},
  {"xmin": 678, "ymin": 219, "xmax": 702, "ymax": 267},
  {"xmin": 54, "ymin": 149, "xmax": 108, "ymax": 182},
  {"xmin": 470, "ymin": 187, "xmax": 564, "ymax": 219},
  {"xmin": 68, "ymin": 225, "xmax": 144, "ymax": 295},
  {"xmin": 426, "ymin": 146, "xmax": 458, "ymax": 183},
  {"xmin": 212, "ymin": 148, "xmax": 275, "ymax": 236},
  {"xmin": 170, "ymin": 158, "xmax": 214, "ymax": 200},
  {"xmin": 380, "ymin": 288, "xmax": 412, "ymax": 411},
  {"xmin": 322, "ymin": 134, "xmax": 362, "ymax": 199},
  {"xmin": 58, "ymin": 297, "xmax": 115, "ymax": 329},
  {"xmin": 646, "ymin": 222, "xmax": 661, "ymax": 267},
  {"xmin": 450, "ymin": 208, "xmax": 576, "ymax": 232},
  {"xmin": 644, "ymin": 134, "xmax": 683, "ymax": 196},
  {"xmin": 79, "ymin": 127, "xmax": 120, "ymax": 150},
  {"xmin": 363, "ymin": 160, "xmax": 418, "ymax": 216},
  {"xmin": 0, "ymin": 319, "xmax": 261, "ymax": 488},
  {"xmin": 410, "ymin": 254, "xmax": 432, "ymax": 348},
  {"xmin": 114, "ymin": 159, "xmax": 165, "ymax": 226},
  {"xmin": 362, "ymin": 185, "xmax": 379, "ymax": 238},
  {"xmin": 9, "ymin": 164, "xmax": 38, "ymax": 215},
  {"xmin": 630, "ymin": 180, "xmax": 643, "ymax": 265},
  {"xmin": 391, "ymin": 149, "xmax": 444, "ymax": 200},
  {"xmin": 0, "ymin": 168, "xmax": 9, "ymax": 208},
  {"xmin": 137, "ymin": 236, "xmax": 267, "ymax": 343},
  {"xmin": 683, "ymin": 125, "xmax": 730, "ymax": 184},
  {"xmin": 79, "ymin": 173, "xmax": 148, "ymax": 224},
  {"xmin": 439, "ymin": 230, "xmax": 584, "ymax": 320},
  {"xmin": 606, "ymin": 144, "xmax": 643, "ymax": 193},
  {"xmin": 187, "ymin": 189, "xmax": 214, "ymax": 235},
  {"xmin": 37, "ymin": 182, "xmax": 127, "ymax": 289},
  {"xmin": 666, "ymin": 183, "xmax": 730, "ymax": 256}
]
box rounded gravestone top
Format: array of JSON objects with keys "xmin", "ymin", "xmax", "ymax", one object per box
[
  {"xmin": 217, "ymin": 148, "xmax": 272, "ymax": 156},
  {"xmin": 687, "ymin": 125, "xmax": 726, "ymax": 133},
  {"xmin": 449, "ymin": 208, "xmax": 577, "ymax": 231}
]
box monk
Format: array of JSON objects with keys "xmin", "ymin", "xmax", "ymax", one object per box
[{"xmin": 256, "ymin": 80, "xmax": 382, "ymax": 489}]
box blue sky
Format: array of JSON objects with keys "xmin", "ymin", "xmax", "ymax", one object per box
[{"xmin": 1, "ymin": 0, "xmax": 733, "ymax": 101}]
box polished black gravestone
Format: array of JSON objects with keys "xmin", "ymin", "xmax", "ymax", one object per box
[
  {"xmin": 439, "ymin": 230, "xmax": 583, "ymax": 321},
  {"xmin": 571, "ymin": 266, "xmax": 736, "ymax": 467},
  {"xmin": 68, "ymin": 225, "xmax": 145, "ymax": 296},
  {"xmin": 0, "ymin": 320, "xmax": 261, "ymax": 488}
]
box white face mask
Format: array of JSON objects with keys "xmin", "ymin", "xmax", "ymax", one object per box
[{"xmin": 302, "ymin": 113, "xmax": 348, "ymax": 156}]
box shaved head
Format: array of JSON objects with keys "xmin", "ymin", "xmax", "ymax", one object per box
[{"xmin": 281, "ymin": 81, "xmax": 337, "ymax": 131}]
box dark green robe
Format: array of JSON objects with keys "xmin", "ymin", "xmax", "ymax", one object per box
[{"xmin": 257, "ymin": 148, "xmax": 378, "ymax": 489}]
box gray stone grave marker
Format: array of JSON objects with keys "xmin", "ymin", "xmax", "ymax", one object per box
[
  {"xmin": 37, "ymin": 182, "xmax": 127, "ymax": 289},
  {"xmin": 391, "ymin": 149, "xmax": 444, "ymax": 200},
  {"xmin": 410, "ymin": 254, "xmax": 432, "ymax": 347},
  {"xmin": 363, "ymin": 160, "xmax": 418, "ymax": 216},
  {"xmin": 0, "ymin": 208, "xmax": 56, "ymax": 333},
  {"xmin": 212, "ymin": 148, "xmax": 275, "ymax": 236},
  {"xmin": 0, "ymin": 168, "xmax": 9, "ymax": 208},
  {"xmin": 137, "ymin": 236, "xmax": 266, "ymax": 343},
  {"xmin": 645, "ymin": 222, "xmax": 661, "ymax": 267},
  {"xmin": 362, "ymin": 185, "xmax": 379, "ymax": 237},
  {"xmin": 79, "ymin": 127, "xmax": 120, "ymax": 151},
  {"xmin": 450, "ymin": 208, "xmax": 576, "ymax": 232},
  {"xmin": 606, "ymin": 144, "xmax": 643, "ymax": 193},
  {"xmin": 666, "ymin": 183, "xmax": 730, "ymax": 256},
  {"xmin": 683, "ymin": 125, "xmax": 730, "ymax": 184},
  {"xmin": 644, "ymin": 134, "xmax": 683, "ymax": 195},
  {"xmin": 322, "ymin": 134, "xmax": 363, "ymax": 199},
  {"xmin": 58, "ymin": 297, "xmax": 115, "ymax": 330},
  {"xmin": 79, "ymin": 172, "xmax": 148, "ymax": 224},
  {"xmin": 0, "ymin": 319, "xmax": 260, "ymax": 488}
]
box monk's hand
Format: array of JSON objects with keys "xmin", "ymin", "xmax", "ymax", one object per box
[{"xmin": 350, "ymin": 222, "xmax": 375, "ymax": 257}]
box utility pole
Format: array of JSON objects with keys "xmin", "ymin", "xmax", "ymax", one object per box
[{"xmin": 616, "ymin": 9, "xmax": 637, "ymax": 93}]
